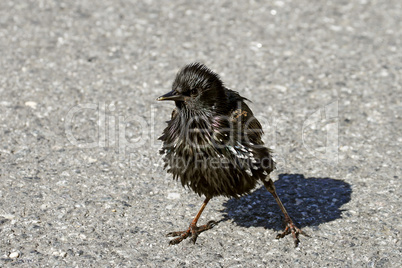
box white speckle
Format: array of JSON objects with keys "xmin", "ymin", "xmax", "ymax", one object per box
[
  {"xmin": 1, "ymin": 214, "xmax": 15, "ymax": 219},
  {"xmin": 61, "ymin": 171, "xmax": 70, "ymax": 177},
  {"xmin": 329, "ymin": 25, "xmax": 342, "ymax": 31},
  {"xmin": 262, "ymin": 171, "xmax": 268, "ymax": 176},
  {"xmin": 25, "ymin": 101, "xmax": 37, "ymax": 109},
  {"xmin": 283, "ymin": 50, "xmax": 293, "ymax": 57},
  {"xmin": 273, "ymin": 84, "xmax": 288, "ymax": 92},
  {"xmin": 0, "ymin": 101, "xmax": 11, "ymax": 106},
  {"xmin": 167, "ymin": 193, "xmax": 180, "ymax": 199},
  {"xmin": 9, "ymin": 252, "xmax": 19, "ymax": 258},
  {"xmin": 229, "ymin": 147, "xmax": 237, "ymax": 155},
  {"xmin": 87, "ymin": 157, "xmax": 97, "ymax": 163},
  {"xmin": 166, "ymin": 204, "xmax": 173, "ymax": 210},
  {"xmin": 270, "ymin": 9, "xmax": 277, "ymax": 15},
  {"xmin": 60, "ymin": 252, "xmax": 67, "ymax": 257},
  {"xmin": 250, "ymin": 42, "xmax": 262, "ymax": 51},
  {"xmin": 56, "ymin": 180, "xmax": 68, "ymax": 186},
  {"xmin": 245, "ymin": 169, "xmax": 253, "ymax": 176},
  {"xmin": 182, "ymin": 42, "xmax": 192, "ymax": 48},
  {"xmin": 379, "ymin": 69, "xmax": 389, "ymax": 77},
  {"xmin": 57, "ymin": 37, "xmax": 64, "ymax": 45},
  {"xmin": 274, "ymin": 1, "xmax": 285, "ymax": 7},
  {"xmin": 236, "ymin": 142, "xmax": 248, "ymax": 152}
]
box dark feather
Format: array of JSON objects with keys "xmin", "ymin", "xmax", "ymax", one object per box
[{"xmin": 159, "ymin": 63, "xmax": 275, "ymax": 198}]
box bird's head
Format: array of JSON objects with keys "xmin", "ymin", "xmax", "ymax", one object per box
[{"xmin": 157, "ymin": 63, "xmax": 227, "ymax": 112}]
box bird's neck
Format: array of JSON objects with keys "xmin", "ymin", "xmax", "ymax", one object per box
[{"xmin": 176, "ymin": 106, "xmax": 213, "ymax": 119}]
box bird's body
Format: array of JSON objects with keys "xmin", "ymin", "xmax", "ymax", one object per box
[
  {"xmin": 159, "ymin": 88, "xmax": 274, "ymax": 198},
  {"xmin": 157, "ymin": 63, "xmax": 307, "ymax": 246}
]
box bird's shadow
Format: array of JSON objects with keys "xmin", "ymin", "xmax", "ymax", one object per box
[{"xmin": 221, "ymin": 174, "xmax": 352, "ymax": 230}]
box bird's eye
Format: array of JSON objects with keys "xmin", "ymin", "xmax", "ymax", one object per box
[{"xmin": 190, "ymin": 88, "xmax": 198, "ymax": 95}]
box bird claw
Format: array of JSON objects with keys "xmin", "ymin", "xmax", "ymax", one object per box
[
  {"xmin": 204, "ymin": 220, "xmax": 217, "ymax": 229},
  {"xmin": 166, "ymin": 230, "xmax": 187, "ymax": 237},
  {"xmin": 167, "ymin": 220, "xmax": 217, "ymax": 245},
  {"xmin": 276, "ymin": 221, "xmax": 309, "ymax": 247}
]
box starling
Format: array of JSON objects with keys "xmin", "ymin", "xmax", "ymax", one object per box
[{"xmin": 157, "ymin": 63, "xmax": 307, "ymax": 246}]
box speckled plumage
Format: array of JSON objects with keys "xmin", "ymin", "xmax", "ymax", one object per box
[
  {"xmin": 158, "ymin": 64, "xmax": 275, "ymax": 198},
  {"xmin": 157, "ymin": 63, "xmax": 306, "ymax": 246}
]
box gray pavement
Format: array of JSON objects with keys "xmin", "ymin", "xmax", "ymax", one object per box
[{"xmin": 0, "ymin": 0, "xmax": 401, "ymax": 267}]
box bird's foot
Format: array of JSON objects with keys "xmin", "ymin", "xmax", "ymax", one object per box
[
  {"xmin": 166, "ymin": 220, "xmax": 216, "ymax": 245},
  {"xmin": 276, "ymin": 221, "xmax": 309, "ymax": 247}
]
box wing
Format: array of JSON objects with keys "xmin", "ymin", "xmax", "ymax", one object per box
[
  {"xmin": 225, "ymin": 88, "xmax": 264, "ymax": 144},
  {"xmin": 211, "ymin": 89, "xmax": 275, "ymax": 177}
]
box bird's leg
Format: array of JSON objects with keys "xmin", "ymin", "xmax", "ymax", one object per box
[
  {"xmin": 263, "ymin": 178, "xmax": 309, "ymax": 247},
  {"xmin": 166, "ymin": 197, "xmax": 216, "ymax": 245}
]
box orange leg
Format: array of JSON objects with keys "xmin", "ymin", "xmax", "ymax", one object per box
[
  {"xmin": 167, "ymin": 197, "xmax": 216, "ymax": 245},
  {"xmin": 263, "ymin": 178, "xmax": 309, "ymax": 247}
]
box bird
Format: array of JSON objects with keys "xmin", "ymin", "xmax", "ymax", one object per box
[{"xmin": 157, "ymin": 62, "xmax": 307, "ymax": 246}]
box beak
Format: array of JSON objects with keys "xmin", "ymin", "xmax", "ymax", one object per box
[{"xmin": 156, "ymin": 90, "xmax": 185, "ymax": 101}]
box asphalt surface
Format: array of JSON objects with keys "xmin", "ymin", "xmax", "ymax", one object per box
[{"xmin": 0, "ymin": 0, "xmax": 401, "ymax": 267}]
